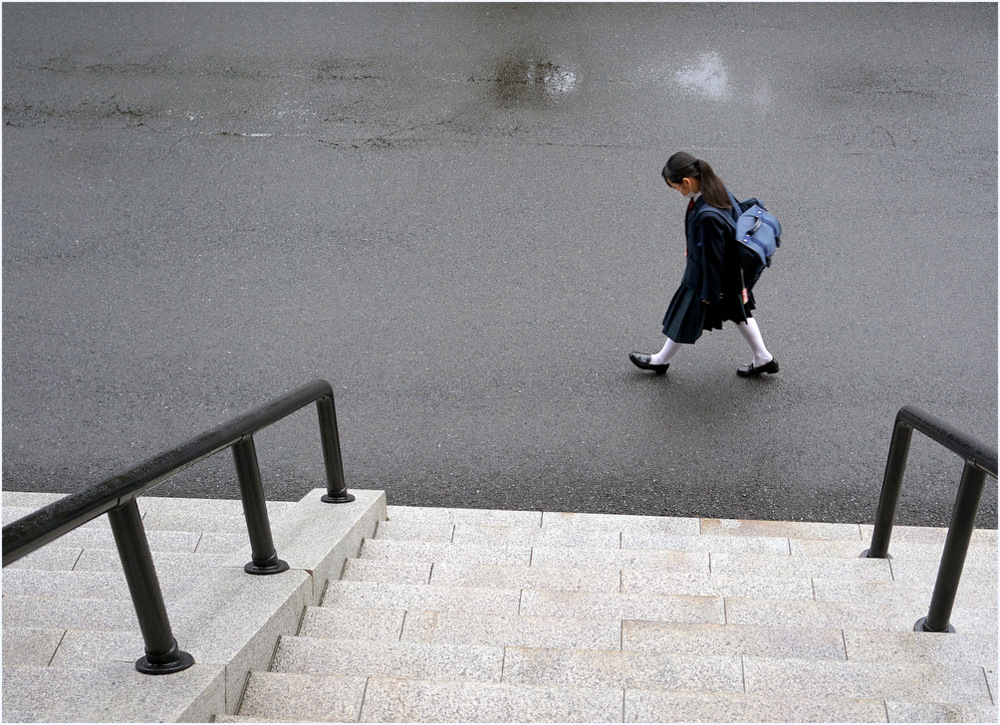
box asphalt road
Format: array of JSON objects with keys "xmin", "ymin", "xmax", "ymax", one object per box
[{"xmin": 3, "ymin": 3, "xmax": 997, "ymax": 528}]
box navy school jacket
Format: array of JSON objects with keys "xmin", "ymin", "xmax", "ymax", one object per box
[{"xmin": 681, "ymin": 195, "xmax": 743, "ymax": 304}]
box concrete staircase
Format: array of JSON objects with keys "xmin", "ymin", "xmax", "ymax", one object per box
[
  {"xmin": 237, "ymin": 506, "xmax": 997, "ymax": 723},
  {"xmin": 3, "ymin": 492, "xmax": 997, "ymax": 722},
  {"xmin": 2, "ymin": 488, "xmax": 385, "ymax": 722}
]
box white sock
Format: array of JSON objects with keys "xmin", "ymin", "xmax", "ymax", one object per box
[
  {"xmin": 736, "ymin": 318, "xmax": 773, "ymax": 367},
  {"xmin": 650, "ymin": 338, "xmax": 685, "ymax": 366}
]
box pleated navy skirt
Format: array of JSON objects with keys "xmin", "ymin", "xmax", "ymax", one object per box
[{"xmin": 661, "ymin": 284, "xmax": 756, "ymax": 344}]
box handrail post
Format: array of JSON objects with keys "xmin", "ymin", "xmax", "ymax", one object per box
[
  {"xmin": 232, "ymin": 436, "xmax": 289, "ymax": 575},
  {"xmin": 317, "ymin": 394, "xmax": 355, "ymax": 504},
  {"xmin": 107, "ymin": 498, "xmax": 195, "ymax": 674},
  {"xmin": 914, "ymin": 461, "xmax": 988, "ymax": 633},
  {"xmin": 862, "ymin": 418, "xmax": 913, "ymax": 559}
]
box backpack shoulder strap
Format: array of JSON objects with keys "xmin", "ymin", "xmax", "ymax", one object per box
[{"xmin": 693, "ymin": 193, "xmax": 741, "ymax": 231}]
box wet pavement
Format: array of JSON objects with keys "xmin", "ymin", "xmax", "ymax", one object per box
[{"xmin": 2, "ymin": 3, "xmax": 997, "ymax": 527}]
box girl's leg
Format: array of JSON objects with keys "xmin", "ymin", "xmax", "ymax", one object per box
[
  {"xmin": 650, "ymin": 337, "xmax": 685, "ymax": 366},
  {"xmin": 736, "ymin": 317, "xmax": 773, "ymax": 367}
]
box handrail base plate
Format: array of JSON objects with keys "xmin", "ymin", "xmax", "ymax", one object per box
[
  {"xmin": 914, "ymin": 616, "xmax": 956, "ymax": 634},
  {"xmin": 244, "ymin": 559, "xmax": 290, "ymax": 576},
  {"xmin": 136, "ymin": 650, "xmax": 195, "ymax": 675},
  {"xmin": 322, "ymin": 492, "xmax": 356, "ymax": 504}
]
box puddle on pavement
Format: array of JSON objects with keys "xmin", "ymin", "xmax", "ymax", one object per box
[
  {"xmin": 674, "ymin": 51, "xmax": 730, "ymax": 100},
  {"xmin": 492, "ymin": 56, "xmax": 578, "ymax": 108}
]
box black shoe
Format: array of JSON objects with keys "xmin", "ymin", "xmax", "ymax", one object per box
[
  {"xmin": 737, "ymin": 358, "xmax": 779, "ymax": 377},
  {"xmin": 629, "ymin": 352, "xmax": 669, "ymax": 375}
]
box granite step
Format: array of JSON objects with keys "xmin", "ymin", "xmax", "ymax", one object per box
[
  {"xmin": 725, "ymin": 595, "xmax": 996, "ymax": 633},
  {"xmin": 299, "ymin": 605, "xmax": 850, "ymax": 659},
  {"xmin": 269, "ymin": 636, "xmax": 506, "ymax": 683},
  {"xmin": 322, "ymin": 579, "xmax": 728, "ymax": 625},
  {"xmin": 349, "ymin": 558, "xmax": 931, "ymax": 603},
  {"xmin": 7, "ymin": 493, "xmax": 996, "ymax": 722},
  {"xmin": 507, "ymin": 647, "xmax": 993, "ymax": 708},
  {"xmin": 294, "ymin": 604, "xmax": 997, "ymax": 669},
  {"xmin": 372, "ymin": 519, "xmax": 998, "ymax": 580},
  {"xmin": 359, "ymin": 537, "xmax": 941, "ymax": 583},
  {"xmin": 266, "ymin": 636, "xmax": 994, "ymax": 709},
  {"xmin": 301, "ymin": 606, "xmax": 623, "ymax": 650},
  {"xmin": 740, "ymin": 655, "xmax": 994, "ymax": 706},
  {"xmin": 373, "ymin": 519, "xmax": 796, "ymax": 555},
  {"xmin": 384, "ymin": 507, "xmax": 872, "ymax": 541},
  {"xmin": 238, "ymin": 671, "xmax": 626, "ymax": 723},
  {"xmin": 241, "ymin": 670, "xmax": 997, "ymax": 722}
]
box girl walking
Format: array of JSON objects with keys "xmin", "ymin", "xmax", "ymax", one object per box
[{"xmin": 629, "ymin": 152, "xmax": 778, "ymax": 377}]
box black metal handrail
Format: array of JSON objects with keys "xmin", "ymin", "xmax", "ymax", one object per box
[
  {"xmin": 2, "ymin": 379, "xmax": 355, "ymax": 674},
  {"xmin": 862, "ymin": 406, "xmax": 998, "ymax": 633}
]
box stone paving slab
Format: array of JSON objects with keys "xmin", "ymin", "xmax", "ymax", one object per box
[
  {"xmin": 429, "ymin": 561, "xmax": 621, "ymax": 593},
  {"xmin": 321, "ymin": 580, "xmax": 522, "ymax": 616},
  {"xmin": 622, "ymin": 531, "xmax": 790, "ymax": 555},
  {"xmin": 375, "ymin": 519, "xmax": 456, "ymax": 543},
  {"xmin": 137, "ymin": 496, "xmax": 295, "ymax": 531},
  {"xmin": 813, "ymin": 577, "xmax": 998, "ymax": 611},
  {"xmin": 196, "ymin": 531, "xmax": 255, "ymax": 554},
  {"xmin": 3, "ymin": 595, "xmax": 144, "ymax": 632},
  {"xmin": 624, "ymin": 690, "xmax": 889, "ymax": 722},
  {"xmin": 621, "ymin": 569, "xmax": 814, "ymax": 600},
  {"xmin": 541, "ymin": 511, "xmax": 700, "ymax": 536},
  {"xmin": 239, "ymin": 672, "xmax": 368, "ymax": 722},
  {"xmin": 455, "ymin": 523, "xmax": 623, "ymax": 549},
  {"xmin": 860, "ymin": 524, "xmax": 997, "ymax": 547},
  {"xmin": 725, "ymin": 597, "xmax": 997, "ymax": 633},
  {"xmin": 1, "ymin": 628, "xmax": 65, "ymax": 667},
  {"xmin": 1, "ymin": 663, "xmax": 226, "ymax": 722},
  {"xmin": 885, "ymin": 701, "xmax": 998, "ymax": 723},
  {"xmin": 386, "ymin": 505, "xmax": 542, "ymax": 528},
  {"xmin": 360, "ymin": 538, "xmax": 532, "ymax": 566},
  {"xmin": 3, "ymin": 547, "xmax": 82, "ymax": 571},
  {"xmin": 520, "ymin": 589, "xmax": 724, "ymax": 624},
  {"xmin": 711, "ymin": 552, "xmax": 893, "ymax": 580},
  {"xmin": 889, "ymin": 557, "xmax": 1000, "ymax": 585},
  {"xmin": 47, "ymin": 629, "xmax": 146, "ymax": 669},
  {"xmin": 621, "ymin": 621, "xmax": 848, "ymax": 661},
  {"xmin": 791, "ymin": 537, "xmax": 998, "ymax": 565},
  {"xmin": 400, "ymin": 611, "xmax": 622, "ymax": 650},
  {"xmin": 843, "ymin": 629, "xmax": 997, "ymax": 667},
  {"xmin": 272, "ymin": 636, "xmax": 504, "ymax": 682},
  {"xmin": 341, "ymin": 558, "xmax": 433, "ymax": 585},
  {"xmin": 73, "ymin": 547, "xmax": 236, "ymax": 572},
  {"xmin": 742, "ymin": 656, "xmax": 993, "ymax": 705},
  {"xmin": 501, "ymin": 646, "xmax": 742, "ymax": 693},
  {"xmin": 360, "ymin": 676, "xmax": 625, "ymax": 723},
  {"xmin": 530, "ymin": 545, "xmax": 708, "ymax": 572},
  {"xmin": 300, "ymin": 606, "xmax": 405, "ymax": 641},
  {"xmin": 701, "ymin": 519, "xmax": 863, "ymax": 540},
  {"xmin": 1, "ymin": 568, "xmax": 204, "ymax": 602},
  {"xmin": 50, "ymin": 527, "xmax": 203, "ymax": 553}
]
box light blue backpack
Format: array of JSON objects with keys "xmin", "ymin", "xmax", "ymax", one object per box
[{"xmin": 697, "ymin": 194, "xmax": 782, "ymax": 291}]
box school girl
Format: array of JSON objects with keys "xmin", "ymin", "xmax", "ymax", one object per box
[{"xmin": 629, "ymin": 152, "xmax": 779, "ymax": 377}]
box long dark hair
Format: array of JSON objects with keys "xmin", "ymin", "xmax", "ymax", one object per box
[{"xmin": 662, "ymin": 152, "xmax": 731, "ymax": 209}]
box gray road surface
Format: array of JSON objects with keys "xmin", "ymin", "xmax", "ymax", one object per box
[{"xmin": 3, "ymin": 3, "xmax": 997, "ymax": 527}]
